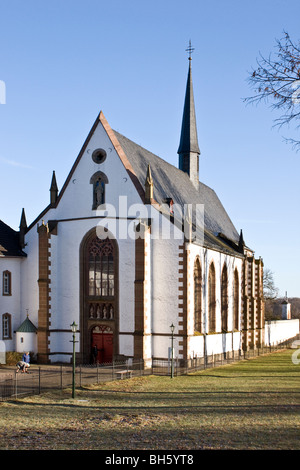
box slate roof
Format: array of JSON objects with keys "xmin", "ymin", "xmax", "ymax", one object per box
[
  {"xmin": 0, "ymin": 220, "xmax": 26, "ymax": 257},
  {"xmin": 113, "ymin": 130, "xmax": 243, "ymax": 256}
]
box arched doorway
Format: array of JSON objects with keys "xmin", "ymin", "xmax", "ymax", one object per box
[{"xmin": 91, "ymin": 325, "xmax": 113, "ymax": 364}]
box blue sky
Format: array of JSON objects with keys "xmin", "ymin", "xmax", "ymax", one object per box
[{"xmin": 0, "ymin": 0, "xmax": 300, "ymax": 297}]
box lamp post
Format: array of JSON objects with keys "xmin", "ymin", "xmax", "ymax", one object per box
[
  {"xmin": 70, "ymin": 321, "xmax": 78, "ymax": 399},
  {"xmin": 170, "ymin": 323, "xmax": 175, "ymax": 378}
]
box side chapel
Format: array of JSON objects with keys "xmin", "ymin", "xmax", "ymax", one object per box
[{"xmin": 0, "ymin": 51, "xmax": 264, "ymax": 364}]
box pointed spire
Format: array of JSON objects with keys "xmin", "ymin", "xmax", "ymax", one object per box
[
  {"xmin": 19, "ymin": 208, "xmax": 27, "ymax": 249},
  {"xmin": 238, "ymin": 229, "xmax": 245, "ymax": 253},
  {"xmin": 178, "ymin": 41, "xmax": 200, "ymax": 189},
  {"xmin": 19, "ymin": 208, "xmax": 27, "ymax": 229},
  {"xmin": 50, "ymin": 170, "xmax": 58, "ymax": 206},
  {"xmin": 145, "ymin": 164, "xmax": 153, "ymax": 203}
]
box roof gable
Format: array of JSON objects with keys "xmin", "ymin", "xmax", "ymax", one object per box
[
  {"xmin": 26, "ymin": 111, "xmax": 146, "ymax": 231},
  {"xmin": 55, "ymin": 111, "xmax": 146, "ymax": 207}
]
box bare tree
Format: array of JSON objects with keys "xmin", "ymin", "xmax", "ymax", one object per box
[
  {"xmin": 245, "ymin": 31, "xmax": 300, "ymax": 150},
  {"xmin": 263, "ymin": 268, "xmax": 279, "ymax": 301}
]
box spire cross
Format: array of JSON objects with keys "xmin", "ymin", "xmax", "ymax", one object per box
[{"xmin": 186, "ymin": 40, "xmax": 195, "ymax": 60}]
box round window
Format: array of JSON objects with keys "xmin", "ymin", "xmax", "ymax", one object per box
[{"xmin": 92, "ymin": 148, "xmax": 107, "ymax": 164}]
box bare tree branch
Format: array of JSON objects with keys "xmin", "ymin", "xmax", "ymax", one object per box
[{"xmin": 245, "ymin": 31, "xmax": 300, "ymax": 150}]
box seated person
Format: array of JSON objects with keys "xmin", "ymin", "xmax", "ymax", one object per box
[{"xmin": 16, "ymin": 361, "xmax": 30, "ymax": 373}]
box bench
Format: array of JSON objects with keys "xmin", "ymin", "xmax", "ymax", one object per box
[{"xmin": 116, "ymin": 370, "xmax": 133, "ymax": 380}]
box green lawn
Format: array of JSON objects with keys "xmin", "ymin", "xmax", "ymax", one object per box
[{"xmin": 0, "ymin": 350, "xmax": 299, "ymax": 450}]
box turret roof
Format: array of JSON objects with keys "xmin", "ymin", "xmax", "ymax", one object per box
[{"xmin": 16, "ymin": 316, "xmax": 37, "ymax": 333}]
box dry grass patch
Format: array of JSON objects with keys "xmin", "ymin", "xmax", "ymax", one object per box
[{"xmin": 0, "ymin": 350, "xmax": 299, "ymax": 450}]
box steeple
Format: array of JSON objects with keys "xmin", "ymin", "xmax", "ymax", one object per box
[
  {"xmin": 178, "ymin": 41, "xmax": 200, "ymax": 189},
  {"xmin": 50, "ymin": 170, "xmax": 58, "ymax": 206}
]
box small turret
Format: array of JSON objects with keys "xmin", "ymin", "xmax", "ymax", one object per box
[{"xmin": 282, "ymin": 292, "xmax": 291, "ymax": 320}]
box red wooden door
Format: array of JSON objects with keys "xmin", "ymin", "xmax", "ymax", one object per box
[{"xmin": 91, "ymin": 326, "xmax": 113, "ymax": 364}]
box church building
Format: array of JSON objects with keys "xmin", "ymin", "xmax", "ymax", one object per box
[{"xmin": 0, "ymin": 52, "xmax": 264, "ymax": 364}]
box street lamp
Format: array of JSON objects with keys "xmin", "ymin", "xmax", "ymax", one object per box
[
  {"xmin": 170, "ymin": 323, "xmax": 175, "ymax": 379},
  {"xmin": 70, "ymin": 321, "xmax": 78, "ymax": 398}
]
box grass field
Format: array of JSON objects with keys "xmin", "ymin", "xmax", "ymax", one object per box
[{"xmin": 0, "ymin": 349, "xmax": 299, "ymax": 451}]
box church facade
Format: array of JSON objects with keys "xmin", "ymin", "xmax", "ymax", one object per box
[{"xmin": 0, "ymin": 56, "xmax": 264, "ymax": 364}]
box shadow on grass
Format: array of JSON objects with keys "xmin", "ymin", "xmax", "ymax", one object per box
[{"xmin": 7, "ymin": 396, "xmax": 299, "ymax": 417}]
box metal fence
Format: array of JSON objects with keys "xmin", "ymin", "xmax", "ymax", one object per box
[
  {"xmin": 0, "ymin": 335, "xmax": 299, "ymax": 402},
  {"xmin": 152, "ymin": 335, "xmax": 300, "ymax": 376},
  {"xmin": 0, "ymin": 360, "xmax": 148, "ymax": 401}
]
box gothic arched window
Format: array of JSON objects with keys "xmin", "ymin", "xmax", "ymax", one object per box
[
  {"xmin": 233, "ymin": 269, "xmax": 239, "ymax": 330},
  {"xmin": 87, "ymin": 237, "xmax": 114, "ymax": 297},
  {"xmin": 194, "ymin": 258, "xmax": 202, "ymax": 332},
  {"xmin": 221, "ymin": 264, "xmax": 228, "ymax": 332},
  {"xmin": 208, "ymin": 263, "xmax": 216, "ymax": 332}
]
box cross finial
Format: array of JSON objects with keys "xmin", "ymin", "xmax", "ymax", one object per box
[{"xmin": 186, "ymin": 40, "xmax": 194, "ymax": 60}]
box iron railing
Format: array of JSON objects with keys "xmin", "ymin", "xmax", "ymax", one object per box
[
  {"xmin": 0, "ymin": 360, "xmax": 147, "ymax": 401},
  {"xmin": 0, "ymin": 335, "xmax": 299, "ymax": 402}
]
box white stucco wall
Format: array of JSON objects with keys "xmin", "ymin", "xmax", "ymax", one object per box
[
  {"xmin": 21, "ymin": 223, "xmax": 42, "ymax": 328},
  {"xmin": 16, "ymin": 331, "xmax": 37, "ymax": 354},
  {"xmin": 151, "ymin": 237, "xmax": 183, "ymax": 359},
  {"xmin": 0, "ymin": 257, "xmax": 23, "ymax": 351},
  {"xmin": 265, "ymin": 319, "xmax": 300, "ymax": 345}
]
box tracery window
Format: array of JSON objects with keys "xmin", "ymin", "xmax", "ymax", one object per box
[
  {"xmin": 208, "ymin": 263, "xmax": 216, "ymax": 332},
  {"xmin": 194, "ymin": 258, "xmax": 202, "ymax": 333},
  {"xmin": 221, "ymin": 264, "xmax": 228, "ymax": 332},
  {"xmin": 88, "ymin": 237, "xmax": 114, "ymax": 297}
]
